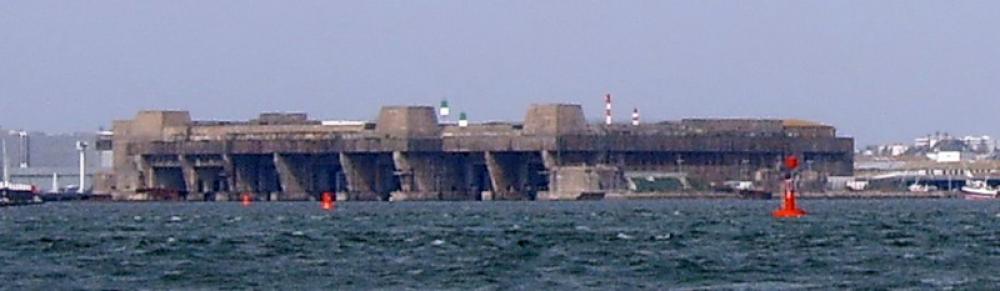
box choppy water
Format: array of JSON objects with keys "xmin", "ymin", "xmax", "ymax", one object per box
[{"xmin": 1, "ymin": 200, "xmax": 999, "ymax": 290}]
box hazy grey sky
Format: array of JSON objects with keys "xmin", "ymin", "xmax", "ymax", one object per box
[{"xmin": 2, "ymin": 1, "xmax": 998, "ymax": 145}]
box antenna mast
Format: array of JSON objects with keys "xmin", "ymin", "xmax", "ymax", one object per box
[{"xmin": 2, "ymin": 138, "xmax": 8, "ymax": 184}]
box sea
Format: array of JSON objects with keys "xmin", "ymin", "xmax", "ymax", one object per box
[{"xmin": 1, "ymin": 200, "xmax": 999, "ymax": 290}]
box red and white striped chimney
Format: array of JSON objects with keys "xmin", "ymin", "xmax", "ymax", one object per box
[
  {"xmin": 604, "ymin": 94, "xmax": 613, "ymax": 125},
  {"xmin": 632, "ymin": 107, "xmax": 640, "ymax": 126}
]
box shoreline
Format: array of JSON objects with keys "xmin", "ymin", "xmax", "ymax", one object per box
[
  {"xmin": 65, "ymin": 191, "xmax": 966, "ymax": 203},
  {"xmin": 605, "ymin": 191, "xmax": 960, "ymax": 200}
]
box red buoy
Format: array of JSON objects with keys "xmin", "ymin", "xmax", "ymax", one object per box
[
  {"xmin": 321, "ymin": 192, "xmax": 335, "ymax": 210},
  {"xmin": 774, "ymin": 155, "xmax": 806, "ymax": 218},
  {"xmin": 773, "ymin": 179, "xmax": 807, "ymax": 218},
  {"xmin": 242, "ymin": 193, "xmax": 252, "ymax": 207}
]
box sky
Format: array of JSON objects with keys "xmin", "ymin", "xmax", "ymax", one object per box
[{"xmin": 1, "ymin": 1, "xmax": 999, "ymax": 146}]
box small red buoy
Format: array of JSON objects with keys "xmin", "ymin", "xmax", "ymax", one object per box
[
  {"xmin": 321, "ymin": 192, "xmax": 335, "ymax": 210},
  {"xmin": 242, "ymin": 193, "xmax": 252, "ymax": 207}
]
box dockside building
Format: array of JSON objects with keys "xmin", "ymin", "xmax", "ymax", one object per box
[{"xmin": 98, "ymin": 104, "xmax": 853, "ymax": 201}]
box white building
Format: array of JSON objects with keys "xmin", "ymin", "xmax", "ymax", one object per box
[
  {"xmin": 961, "ymin": 135, "xmax": 994, "ymax": 153},
  {"xmin": 878, "ymin": 144, "xmax": 910, "ymax": 156}
]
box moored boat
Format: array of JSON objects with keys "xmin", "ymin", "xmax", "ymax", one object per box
[
  {"xmin": 721, "ymin": 181, "xmax": 773, "ymax": 200},
  {"xmin": 960, "ymin": 180, "xmax": 998, "ymax": 200},
  {"xmin": 908, "ymin": 176, "xmax": 938, "ymax": 193},
  {"xmin": 0, "ymin": 182, "xmax": 44, "ymax": 207},
  {"xmin": 737, "ymin": 189, "xmax": 773, "ymax": 200}
]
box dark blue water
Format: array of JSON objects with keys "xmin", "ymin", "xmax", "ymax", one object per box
[{"xmin": 1, "ymin": 200, "xmax": 999, "ymax": 289}]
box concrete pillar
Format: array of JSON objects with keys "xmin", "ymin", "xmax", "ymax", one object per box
[
  {"xmin": 541, "ymin": 151, "xmax": 559, "ymax": 192},
  {"xmin": 392, "ymin": 151, "xmax": 415, "ymax": 192},
  {"xmin": 193, "ymin": 167, "xmax": 224, "ymax": 201},
  {"xmin": 537, "ymin": 165, "xmax": 622, "ymax": 201},
  {"xmin": 339, "ymin": 153, "xmax": 381, "ymax": 201},
  {"xmin": 231, "ymin": 154, "xmax": 278, "ymax": 200},
  {"xmin": 180, "ymin": 155, "xmax": 213, "ymax": 201},
  {"xmin": 273, "ymin": 153, "xmax": 313, "ymax": 201},
  {"xmin": 135, "ymin": 155, "xmax": 153, "ymax": 190},
  {"xmin": 222, "ymin": 154, "xmax": 236, "ymax": 193},
  {"xmin": 390, "ymin": 152, "xmax": 465, "ymax": 201},
  {"xmin": 179, "ymin": 155, "xmax": 199, "ymax": 194},
  {"xmin": 391, "ymin": 151, "xmax": 432, "ymax": 201},
  {"xmin": 484, "ymin": 151, "xmax": 526, "ymax": 200},
  {"xmin": 484, "ymin": 152, "xmax": 506, "ymax": 195},
  {"xmin": 541, "ymin": 151, "xmax": 558, "ymax": 169}
]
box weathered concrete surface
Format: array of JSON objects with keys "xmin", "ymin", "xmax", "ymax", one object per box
[
  {"xmin": 106, "ymin": 104, "xmax": 854, "ymax": 201},
  {"xmin": 339, "ymin": 153, "xmax": 382, "ymax": 200},
  {"xmin": 376, "ymin": 106, "xmax": 440, "ymax": 138},
  {"xmin": 538, "ymin": 165, "xmax": 622, "ymax": 200},
  {"xmin": 484, "ymin": 152, "xmax": 533, "ymax": 200},
  {"xmin": 273, "ymin": 153, "xmax": 314, "ymax": 201},
  {"xmin": 523, "ymin": 104, "xmax": 588, "ymax": 136}
]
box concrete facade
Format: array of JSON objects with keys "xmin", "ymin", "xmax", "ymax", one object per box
[{"xmin": 101, "ymin": 104, "xmax": 854, "ymax": 201}]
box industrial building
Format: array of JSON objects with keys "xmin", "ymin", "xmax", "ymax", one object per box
[
  {"xmin": 0, "ymin": 130, "xmax": 102, "ymax": 192},
  {"xmin": 98, "ymin": 104, "xmax": 854, "ymax": 201}
]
